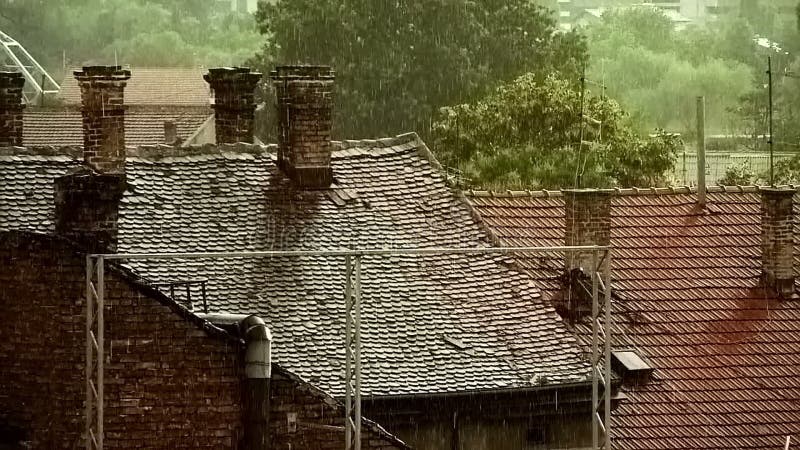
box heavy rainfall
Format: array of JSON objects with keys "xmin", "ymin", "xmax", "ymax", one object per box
[{"xmin": 0, "ymin": 0, "xmax": 799, "ymax": 449}]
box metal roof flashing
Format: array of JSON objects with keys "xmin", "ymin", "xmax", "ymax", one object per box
[{"xmin": 611, "ymin": 350, "xmax": 654, "ymax": 386}]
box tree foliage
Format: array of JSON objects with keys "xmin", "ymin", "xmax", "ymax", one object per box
[
  {"xmin": 432, "ymin": 74, "xmax": 681, "ymax": 189},
  {"xmin": 773, "ymin": 153, "xmax": 800, "ymax": 184},
  {"xmin": 585, "ymin": 6, "xmax": 754, "ymax": 135},
  {"xmin": 249, "ymin": 0, "xmax": 587, "ymax": 139},
  {"xmin": 0, "ymin": 0, "xmax": 260, "ymax": 75}
]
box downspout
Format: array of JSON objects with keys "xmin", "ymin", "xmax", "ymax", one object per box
[
  {"xmin": 199, "ymin": 314, "xmax": 272, "ymax": 450},
  {"xmin": 241, "ymin": 315, "xmax": 272, "ymax": 450}
]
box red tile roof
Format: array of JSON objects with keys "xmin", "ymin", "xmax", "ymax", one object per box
[
  {"xmin": 59, "ymin": 67, "xmax": 211, "ymax": 106},
  {"xmin": 466, "ymin": 186, "xmax": 800, "ymax": 449},
  {"xmin": 22, "ymin": 107, "xmax": 211, "ymax": 147}
]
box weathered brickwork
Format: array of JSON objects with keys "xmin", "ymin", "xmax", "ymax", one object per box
[
  {"xmin": 0, "ymin": 232, "xmax": 243, "ymax": 449},
  {"xmin": 203, "ymin": 67, "xmax": 262, "ymax": 145},
  {"xmin": 74, "ymin": 66, "xmax": 131, "ymax": 174},
  {"xmin": 270, "ymin": 370, "xmax": 408, "ymax": 450},
  {"xmin": 54, "ymin": 170, "xmax": 126, "ymax": 252},
  {"xmin": 564, "ymin": 189, "xmax": 612, "ymax": 276},
  {"xmin": 0, "ymin": 71, "xmax": 25, "ymax": 147},
  {"xmin": 760, "ymin": 187, "xmax": 796, "ymax": 297},
  {"xmin": 0, "ymin": 231, "xmax": 407, "ymax": 449},
  {"xmin": 270, "ymin": 65, "xmax": 334, "ymax": 188}
]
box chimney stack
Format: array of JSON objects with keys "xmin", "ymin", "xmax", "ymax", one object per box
[
  {"xmin": 54, "ymin": 169, "xmax": 126, "ymax": 252},
  {"xmin": 74, "ymin": 66, "xmax": 131, "ymax": 174},
  {"xmin": 760, "ymin": 187, "xmax": 796, "ymax": 298},
  {"xmin": 203, "ymin": 67, "xmax": 262, "ymax": 144},
  {"xmin": 53, "ymin": 65, "xmax": 129, "ymax": 252},
  {"xmin": 164, "ymin": 120, "xmax": 178, "ymax": 145},
  {"xmin": 0, "ymin": 71, "xmax": 25, "ymax": 147},
  {"xmin": 270, "ymin": 65, "xmax": 335, "ymax": 189},
  {"xmin": 564, "ymin": 189, "xmax": 612, "ymax": 276}
]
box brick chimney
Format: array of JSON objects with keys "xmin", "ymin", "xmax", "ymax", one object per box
[
  {"xmin": 760, "ymin": 187, "xmax": 796, "ymax": 298},
  {"xmin": 564, "ymin": 189, "xmax": 612, "ymax": 276},
  {"xmin": 203, "ymin": 67, "xmax": 262, "ymax": 144},
  {"xmin": 54, "ymin": 65, "xmax": 130, "ymax": 251},
  {"xmin": 270, "ymin": 65, "xmax": 335, "ymax": 189},
  {"xmin": 74, "ymin": 66, "xmax": 131, "ymax": 174},
  {"xmin": 54, "ymin": 169, "xmax": 126, "ymax": 252},
  {"xmin": 0, "ymin": 71, "xmax": 25, "ymax": 147}
]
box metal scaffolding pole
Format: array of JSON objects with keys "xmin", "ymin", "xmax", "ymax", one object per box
[
  {"xmin": 84, "ymin": 245, "xmax": 612, "ymax": 450},
  {"xmin": 591, "ymin": 249, "xmax": 600, "ymax": 450},
  {"xmin": 344, "ymin": 255, "xmax": 363, "ymax": 450},
  {"xmin": 85, "ymin": 256, "xmax": 104, "ymax": 450},
  {"xmin": 604, "ymin": 249, "xmax": 613, "ymax": 449}
]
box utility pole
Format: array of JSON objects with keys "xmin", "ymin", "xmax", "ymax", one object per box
[
  {"xmin": 768, "ymin": 56, "xmax": 774, "ymax": 186},
  {"xmin": 697, "ymin": 96, "xmax": 706, "ymax": 208},
  {"xmin": 578, "ymin": 66, "xmax": 586, "ymax": 188}
]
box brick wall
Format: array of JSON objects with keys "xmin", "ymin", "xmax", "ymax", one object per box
[
  {"xmin": 760, "ymin": 187, "xmax": 796, "ymax": 297},
  {"xmin": 270, "ymin": 65, "xmax": 334, "ymax": 188},
  {"xmin": 564, "ymin": 189, "xmax": 611, "ymax": 276},
  {"xmin": 53, "ymin": 171, "xmax": 126, "ymax": 252},
  {"xmin": 270, "ymin": 369, "xmax": 408, "ymax": 450},
  {"xmin": 0, "ymin": 71, "xmax": 25, "ymax": 147},
  {"xmin": 0, "ymin": 232, "xmax": 243, "ymax": 449},
  {"xmin": 74, "ymin": 66, "xmax": 130, "ymax": 174},
  {"xmin": 0, "ymin": 231, "xmax": 407, "ymax": 450},
  {"xmin": 204, "ymin": 67, "xmax": 261, "ymax": 145}
]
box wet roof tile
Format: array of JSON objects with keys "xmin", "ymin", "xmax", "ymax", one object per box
[
  {"xmin": 0, "ymin": 134, "xmax": 590, "ymax": 398},
  {"xmin": 466, "ymin": 188, "xmax": 800, "ymax": 449},
  {"xmin": 23, "ymin": 107, "xmax": 211, "ymax": 147},
  {"xmin": 59, "ymin": 67, "xmax": 210, "ymax": 106}
]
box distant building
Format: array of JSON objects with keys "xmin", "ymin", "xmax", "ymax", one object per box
[
  {"xmin": 558, "ymin": 0, "xmax": 729, "ymax": 30},
  {"xmin": 230, "ymin": 0, "xmax": 259, "ymax": 13},
  {"xmin": 25, "ymin": 67, "xmax": 215, "ymax": 148}
]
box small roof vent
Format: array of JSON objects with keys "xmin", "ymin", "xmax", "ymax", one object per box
[{"xmin": 611, "ymin": 350, "xmax": 654, "ymax": 386}]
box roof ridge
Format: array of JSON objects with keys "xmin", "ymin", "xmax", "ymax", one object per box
[
  {"xmin": 330, "ymin": 131, "xmax": 422, "ymax": 158},
  {"xmin": 0, "ymin": 145, "xmax": 83, "ymax": 157},
  {"xmin": 129, "ymin": 142, "xmax": 274, "ymax": 158},
  {"xmin": 464, "ymin": 185, "xmax": 799, "ymax": 198}
]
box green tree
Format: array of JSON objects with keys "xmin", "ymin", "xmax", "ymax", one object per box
[
  {"xmin": 773, "ymin": 153, "xmax": 800, "ymax": 183},
  {"xmin": 431, "ymin": 73, "xmax": 681, "ymax": 189},
  {"xmin": 0, "ymin": 0, "xmax": 260, "ymax": 76},
  {"xmin": 585, "ymin": 6, "xmax": 754, "ymax": 135},
  {"xmin": 718, "ymin": 161, "xmax": 757, "ymax": 185},
  {"xmin": 250, "ymin": 0, "xmax": 587, "ymax": 139}
]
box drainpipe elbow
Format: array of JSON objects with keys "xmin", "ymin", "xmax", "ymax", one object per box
[{"xmin": 239, "ymin": 314, "xmax": 272, "ymax": 379}]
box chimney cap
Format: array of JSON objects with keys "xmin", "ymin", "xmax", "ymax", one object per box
[
  {"xmin": 74, "ymin": 65, "xmax": 131, "ymax": 81},
  {"xmin": 761, "ymin": 186, "xmax": 797, "ymax": 197},
  {"xmin": 203, "ymin": 67, "xmax": 262, "ymax": 84},
  {"xmin": 0, "ymin": 71, "xmax": 25, "ymax": 87},
  {"xmin": 270, "ymin": 65, "xmax": 335, "ymax": 80}
]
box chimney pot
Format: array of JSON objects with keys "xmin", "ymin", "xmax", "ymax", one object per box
[
  {"xmin": 74, "ymin": 65, "xmax": 131, "ymax": 174},
  {"xmin": 564, "ymin": 189, "xmax": 612, "ymax": 276},
  {"xmin": 204, "ymin": 67, "xmax": 262, "ymax": 144},
  {"xmin": 0, "ymin": 71, "xmax": 26, "ymax": 147},
  {"xmin": 760, "ymin": 187, "xmax": 795, "ymax": 298},
  {"xmin": 270, "ymin": 65, "xmax": 335, "ymax": 189}
]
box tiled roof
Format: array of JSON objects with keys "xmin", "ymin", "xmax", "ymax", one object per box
[
  {"xmin": 59, "ymin": 67, "xmax": 211, "ymax": 106},
  {"xmin": 22, "ymin": 107, "xmax": 211, "ymax": 147},
  {"xmin": 0, "ymin": 230, "xmax": 409, "ymax": 449},
  {"xmin": 0, "ymin": 134, "xmax": 590, "ymax": 398},
  {"xmin": 466, "ymin": 187, "xmax": 800, "ymax": 449}
]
